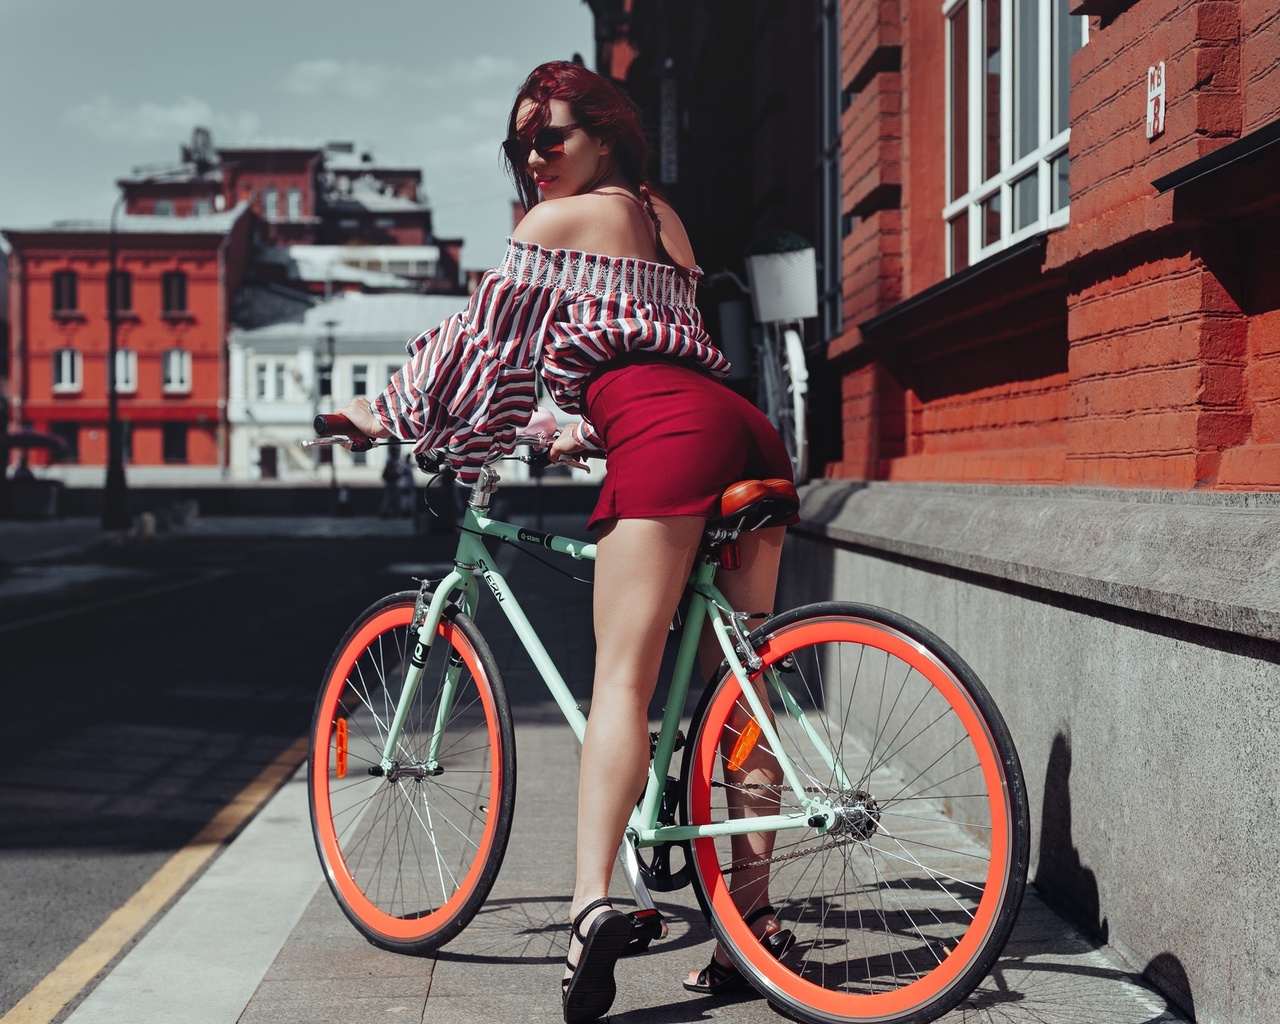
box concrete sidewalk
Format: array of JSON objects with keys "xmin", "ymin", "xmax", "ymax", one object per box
[{"xmin": 46, "ymin": 513, "xmax": 1185, "ymax": 1024}]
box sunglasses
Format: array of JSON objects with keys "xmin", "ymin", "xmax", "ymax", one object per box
[{"xmin": 503, "ymin": 122, "xmax": 582, "ymax": 164}]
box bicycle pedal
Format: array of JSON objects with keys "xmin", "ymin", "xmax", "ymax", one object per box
[
  {"xmin": 623, "ymin": 908, "xmax": 666, "ymax": 956},
  {"xmin": 648, "ymin": 730, "xmax": 685, "ymax": 759}
]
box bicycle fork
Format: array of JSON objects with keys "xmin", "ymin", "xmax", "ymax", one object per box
[{"xmin": 373, "ymin": 569, "xmax": 478, "ymax": 778}]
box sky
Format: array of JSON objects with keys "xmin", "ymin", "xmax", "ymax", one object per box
[{"xmin": 0, "ymin": 0, "xmax": 596, "ymax": 270}]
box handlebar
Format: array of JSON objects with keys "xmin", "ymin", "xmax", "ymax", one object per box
[
  {"xmin": 302, "ymin": 410, "xmax": 578, "ymax": 470},
  {"xmin": 312, "ymin": 413, "xmax": 374, "ymax": 453}
]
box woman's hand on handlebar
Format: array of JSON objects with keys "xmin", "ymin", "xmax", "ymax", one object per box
[
  {"xmin": 333, "ymin": 397, "xmax": 392, "ymax": 439},
  {"xmin": 548, "ymin": 428, "xmax": 590, "ymax": 471}
]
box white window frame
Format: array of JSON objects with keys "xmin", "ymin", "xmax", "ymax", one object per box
[
  {"xmin": 163, "ymin": 348, "xmax": 193, "ymax": 394},
  {"xmin": 286, "ymin": 188, "xmax": 302, "ymax": 221},
  {"xmin": 263, "ymin": 187, "xmax": 279, "ymax": 221},
  {"xmin": 253, "ymin": 358, "xmax": 288, "ymax": 400},
  {"xmin": 943, "ymin": 0, "xmax": 1086, "ymax": 274},
  {"xmin": 154, "ymin": 199, "xmax": 174, "ymax": 217},
  {"xmin": 52, "ymin": 348, "xmax": 83, "ymax": 393},
  {"xmin": 115, "ymin": 349, "xmax": 137, "ymax": 394},
  {"xmin": 351, "ymin": 363, "xmax": 369, "ymax": 397}
]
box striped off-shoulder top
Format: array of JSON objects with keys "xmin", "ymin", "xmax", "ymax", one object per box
[{"xmin": 371, "ymin": 238, "xmax": 730, "ymax": 482}]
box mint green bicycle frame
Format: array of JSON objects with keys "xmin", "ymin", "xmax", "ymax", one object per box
[{"xmin": 377, "ymin": 474, "xmax": 850, "ymax": 861}]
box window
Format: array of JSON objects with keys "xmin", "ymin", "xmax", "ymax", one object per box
[
  {"xmin": 49, "ymin": 422, "xmax": 79, "ymax": 463},
  {"xmin": 816, "ymin": 0, "xmax": 843, "ymax": 341},
  {"xmin": 52, "ymin": 270, "xmax": 78, "ymax": 314},
  {"xmin": 162, "ymin": 271, "xmax": 188, "ymax": 314},
  {"xmin": 120, "ymin": 421, "xmax": 134, "ymax": 464},
  {"xmin": 263, "ymin": 187, "xmax": 279, "ymax": 220},
  {"xmin": 386, "ymin": 363, "xmax": 400, "ymax": 384},
  {"xmin": 944, "ymin": 0, "xmax": 1086, "ymax": 273},
  {"xmin": 162, "ymin": 423, "xmax": 188, "ymax": 463},
  {"xmin": 114, "ymin": 349, "xmax": 137, "ymax": 394},
  {"xmin": 286, "ymin": 188, "xmax": 302, "ymax": 221},
  {"xmin": 108, "ymin": 270, "xmax": 132, "ymax": 313},
  {"xmin": 52, "ymin": 348, "xmax": 82, "ymax": 393},
  {"xmin": 253, "ymin": 359, "xmax": 286, "ymax": 400},
  {"xmin": 154, "ymin": 199, "xmax": 174, "ymax": 217},
  {"xmin": 163, "ymin": 349, "xmax": 192, "ymax": 393},
  {"xmin": 352, "ymin": 363, "xmax": 369, "ymax": 396},
  {"xmin": 192, "ymin": 198, "xmax": 213, "ymax": 217}
]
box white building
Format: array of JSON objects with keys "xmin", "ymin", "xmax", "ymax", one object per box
[{"xmin": 227, "ymin": 290, "xmax": 585, "ymax": 484}]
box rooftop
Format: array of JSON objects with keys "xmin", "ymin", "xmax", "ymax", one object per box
[
  {"xmin": 254, "ymin": 244, "xmax": 442, "ymax": 287},
  {"xmin": 230, "ymin": 290, "xmax": 469, "ymax": 346},
  {"xmin": 325, "ymin": 175, "xmax": 429, "ymax": 214},
  {"xmin": 3, "ymin": 202, "xmax": 251, "ymax": 238}
]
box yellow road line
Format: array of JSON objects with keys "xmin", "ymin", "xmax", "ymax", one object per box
[{"xmin": 1, "ymin": 735, "xmax": 311, "ymax": 1024}]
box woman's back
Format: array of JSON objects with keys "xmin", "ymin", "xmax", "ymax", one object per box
[{"xmin": 512, "ymin": 189, "xmax": 696, "ymax": 272}]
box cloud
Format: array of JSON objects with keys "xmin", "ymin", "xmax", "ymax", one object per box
[
  {"xmin": 283, "ymin": 59, "xmax": 399, "ymax": 100},
  {"xmin": 62, "ymin": 95, "xmax": 260, "ymax": 145},
  {"xmin": 281, "ymin": 54, "xmax": 519, "ymax": 101}
]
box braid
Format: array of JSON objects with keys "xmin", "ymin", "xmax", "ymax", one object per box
[{"xmin": 637, "ymin": 181, "xmax": 663, "ymax": 234}]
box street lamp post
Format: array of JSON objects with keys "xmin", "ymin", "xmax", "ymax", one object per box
[{"xmin": 102, "ymin": 192, "xmax": 130, "ymax": 530}]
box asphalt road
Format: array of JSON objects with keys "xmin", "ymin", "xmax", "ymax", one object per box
[{"xmin": 0, "ymin": 524, "xmax": 462, "ymax": 1019}]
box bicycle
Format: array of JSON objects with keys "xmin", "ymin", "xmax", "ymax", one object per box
[
  {"xmin": 756, "ymin": 319, "xmax": 809, "ymax": 482},
  {"xmin": 302, "ymin": 412, "xmax": 1030, "ymax": 1024}
]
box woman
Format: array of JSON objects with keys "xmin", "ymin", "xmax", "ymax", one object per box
[{"xmin": 334, "ymin": 61, "xmax": 793, "ymax": 1023}]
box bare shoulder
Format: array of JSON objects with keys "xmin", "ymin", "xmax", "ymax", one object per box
[{"xmin": 509, "ymin": 195, "xmax": 601, "ymax": 251}]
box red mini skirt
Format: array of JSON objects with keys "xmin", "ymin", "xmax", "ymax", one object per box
[{"xmin": 584, "ymin": 357, "xmax": 794, "ymax": 529}]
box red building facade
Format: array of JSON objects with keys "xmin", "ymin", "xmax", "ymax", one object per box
[
  {"xmin": 590, "ymin": 0, "xmax": 1278, "ymax": 493},
  {"xmin": 835, "ymin": 0, "xmax": 1279, "ymax": 492},
  {"xmin": 3, "ymin": 208, "xmax": 252, "ymax": 477}
]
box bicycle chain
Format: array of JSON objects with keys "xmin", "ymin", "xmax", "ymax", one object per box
[
  {"xmin": 710, "ymin": 780, "xmax": 862, "ymax": 870},
  {"xmin": 728, "ymin": 834, "xmax": 859, "ymax": 871}
]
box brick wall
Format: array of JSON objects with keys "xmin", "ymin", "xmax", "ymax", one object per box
[{"xmin": 830, "ymin": 0, "xmax": 1278, "ymax": 491}]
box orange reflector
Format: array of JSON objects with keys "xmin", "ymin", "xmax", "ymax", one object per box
[
  {"xmin": 336, "ymin": 717, "xmax": 349, "ymax": 779},
  {"xmin": 727, "ymin": 718, "xmax": 762, "ymax": 772}
]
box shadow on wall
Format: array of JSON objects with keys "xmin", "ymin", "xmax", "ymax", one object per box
[
  {"xmin": 1037, "ymin": 730, "xmax": 1197, "ymax": 1021},
  {"xmin": 1145, "ymin": 951, "xmax": 1197, "ymax": 1024},
  {"xmin": 1035, "ymin": 729, "xmax": 1108, "ymax": 941}
]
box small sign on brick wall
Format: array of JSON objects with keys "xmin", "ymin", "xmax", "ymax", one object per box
[{"xmin": 1146, "ymin": 62, "xmax": 1166, "ymax": 140}]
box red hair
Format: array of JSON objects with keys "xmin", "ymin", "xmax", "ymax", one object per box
[{"xmin": 503, "ymin": 61, "xmax": 651, "ymax": 210}]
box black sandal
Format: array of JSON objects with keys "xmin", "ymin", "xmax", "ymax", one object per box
[
  {"xmin": 682, "ymin": 905, "xmax": 794, "ymax": 996},
  {"xmin": 561, "ymin": 898, "xmax": 632, "ymax": 1024}
]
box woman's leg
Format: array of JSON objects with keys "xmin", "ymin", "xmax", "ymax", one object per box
[
  {"xmin": 691, "ymin": 526, "xmax": 788, "ymax": 976},
  {"xmin": 567, "ymin": 516, "xmax": 705, "ymax": 969}
]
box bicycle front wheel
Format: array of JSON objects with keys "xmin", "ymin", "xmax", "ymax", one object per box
[
  {"xmin": 682, "ymin": 602, "xmax": 1028, "ymax": 1024},
  {"xmin": 309, "ymin": 592, "xmax": 516, "ymax": 954}
]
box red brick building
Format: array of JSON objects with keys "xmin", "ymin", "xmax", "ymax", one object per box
[
  {"xmin": 3, "ymin": 207, "xmax": 252, "ymax": 480},
  {"xmin": 835, "ymin": 0, "xmax": 1279, "ymax": 492},
  {"xmin": 590, "ymin": 0, "xmax": 1278, "ymax": 493}
]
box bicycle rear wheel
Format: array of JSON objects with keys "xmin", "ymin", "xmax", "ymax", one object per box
[
  {"xmin": 682, "ymin": 602, "xmax": 1028, "ymax": 1024},
  {"xmin": 309, "ymin": 592, "xmax": 515, "ymax": 954}
]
